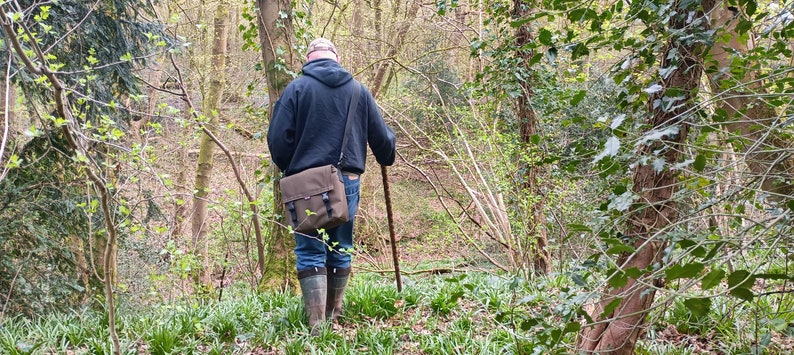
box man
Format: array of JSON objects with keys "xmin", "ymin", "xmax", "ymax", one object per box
[{"xmin": 267, "ymin": 38, "xmax": 396, "ymax": 333}]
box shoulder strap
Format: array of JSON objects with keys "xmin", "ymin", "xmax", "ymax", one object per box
[{"xmin": 338, "ymin": 81, "xmax": 361, "ymax": 167}]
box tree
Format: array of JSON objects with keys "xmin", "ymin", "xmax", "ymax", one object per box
[
  {"xmin": 190, "ymin": 0, "xmax": 231, "ymax": 291},
  {"xmin": 0, "ymin": 0, "xmax": 166, "ymax": 316},
  {"xmin": 578, "ymin": 0, "xmax": 713, "ymax": 352},
  {"xmin": 706, "ymin": 3, "xmax": 793, "ymax": 201},
  {"xmin": 512, "ymin": 0, "xmax": 551, "ymax": 275},
  {"xmin": 255, "ymin": 0, "xmax": 302, "ymax": 289}
]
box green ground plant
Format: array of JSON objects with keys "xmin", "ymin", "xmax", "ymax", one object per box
[{"xmin": 1, "ymin": 266, "xmax": 792, "ymax": 354}]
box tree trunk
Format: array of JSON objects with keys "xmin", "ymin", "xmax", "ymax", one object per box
[
  {"xmin": 256, "ymin": 0, "xmax": 301, "ymax": 290},
  {"xmin": 369, "ymin": 1, "xmax": 419, "ymax": 99},
  {"xmin": 706, "ymin": 4, "xmax": 793, "ymax": 201},
  {"xmin": 0, "ymin": 73, "xmax": 15, "ymax": 182},
  {"xmin": 512, "ymin": 0, "xmax": 551, "ymax": 276},
  {"xmin": 577, "ymin": 0, "xmax": 711, "ymax": 352},
  {"xmin": 190, "ymin": 0, "xmax": 230, "ymax": 290}
]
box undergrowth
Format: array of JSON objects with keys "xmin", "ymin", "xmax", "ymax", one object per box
[{"xmin": 1, "ymin": 269, "xmax": 792, "ymax": 354}]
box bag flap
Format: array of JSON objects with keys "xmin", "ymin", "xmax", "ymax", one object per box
[{"xmin": 280, "ymin": 165, "xmax": 339, "ymax": 202}]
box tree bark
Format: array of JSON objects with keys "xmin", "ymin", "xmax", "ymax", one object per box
[
  {"xmin": 706, "ymin": 4, "xmax": 793, "ymax": 201},
  {"xmin": 0, "ymin": 71, "xmax": 15, "ymax": 183},
  {"xmin": 512, "ymin": 0, "xmax": 551, "ymax": 276},
  {"xmin": 190, "ymin": 0, "xmax": 230, "ymax": 290},
  {"xmin": 577, "ymin": 0, "xmax": 711, "ymax": 352},
  {"xmin": 256, "ymin": 0, "xmax": 301, "ymax": 290}
]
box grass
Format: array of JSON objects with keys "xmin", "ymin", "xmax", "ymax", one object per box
[{"xmin": 1, "ymin": 269, "xmax": 793, "ymax": 354}]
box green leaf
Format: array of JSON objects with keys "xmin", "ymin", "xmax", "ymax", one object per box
[
  {"xmin": 570, "ymin": 43, "xmax": 590, "ymax": 60},
  {"xmin": 538, "ymin": 28, "xmax": 553, "ymax": 45},
  {"xmin": 571, "ymin": 273, "xmax": 587, "ymax": 286},
  {"xmin": 727, "ymin": 270, "xmax": 755, "ymax": 289},
  {"xmin": 665, "ymin": 262, "xmax": 705, "ymax": 280},
  {"xmin": 568, "ymin": 224, "xmax": 592, "ymax": 232},
  {"xmin": 743, "ymin": 0, "xmax": 757, "ymax": 16},
  {"xmin": 606, "ymin": 245, "xmax": 634, "ymax": 255},
  {"xmin": 608, "ymin": 271, "xmax": 628, "ymax": 288},
  {"xmin": 510, "ymin": 17, "xmax": 532, "ymax": 28},
  {"xmin": 570, "ymin": 90, "xmax": 587, "ymax": 105},
  {"xmin": 693, "ymin": 154, "xmax": 707, "ymax": 171},
  {"xmin": 730, "ymin": 287, "xmax": 754, "ymax": 301},
  {"xmin": 568, "ymin": 8, "xmax": 598, "ymax": 23},
  {"xmin": 701, "ymin": 268, "xmax": 725, "ymax": 290},
  {"xmin": 530, "ymin": 134, "xmax": 541, "ymax": 145},
  {"xmin": 600, "ymin": 298, "xmax": 622, "ymax": 318},
  {"xmin": 683, "ymin": 298, "xmax": 711, "ymax": 317},
  {"xmin": 563, "ymin": 321, "xmax": 581, "ymax": 333},
  {"xmin": 546, "ymin": 47, "xmax": 558, "ymax": 63}
]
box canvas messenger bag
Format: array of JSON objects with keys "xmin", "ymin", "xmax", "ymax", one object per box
[{"xmin": 279, "ymin": 82, "xmax": 361, "ymax": 234}]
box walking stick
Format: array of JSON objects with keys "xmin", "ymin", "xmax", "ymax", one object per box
[{"xmin": 381, "ymin": 165, "xmax": 403, "ymax": 292}]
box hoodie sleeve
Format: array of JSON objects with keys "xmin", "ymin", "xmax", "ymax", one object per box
[
  {"xmin": 365, "ymin": 91, "xmax": 396, "ymax": 166},
  {"xmin": 267, "ymin": 97, "xmax": 296, "ymax": 172}
]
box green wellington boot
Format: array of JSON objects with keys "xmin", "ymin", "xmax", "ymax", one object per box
[
  {"xmin": 298, "ymin": 267, "xmax": 327, "ymax": 335},
  {"xmin": 326, "ymin": 267, "xmax": 351, "ymax": 322}
]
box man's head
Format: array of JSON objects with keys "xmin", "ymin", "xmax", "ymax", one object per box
[{"xmin": 306, "ymin": 38, "xmax": 339, "ymax": 63}]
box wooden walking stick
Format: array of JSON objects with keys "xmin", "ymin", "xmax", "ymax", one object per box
[{"xmin": 381, "ymin": 165, "xmax": 403, "ymax": 292}]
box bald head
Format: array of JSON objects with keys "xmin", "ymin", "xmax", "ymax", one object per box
[{"xmin": 306, "ymin": 38, "xmax": 339, "ymax": 63}]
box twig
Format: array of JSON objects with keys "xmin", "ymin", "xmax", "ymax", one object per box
[{"xmin": 0, "ymin": 252, "xmax": 30, "ymax": 322}]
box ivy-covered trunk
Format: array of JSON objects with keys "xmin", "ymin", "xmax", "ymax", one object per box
[
  {"xmin": 512, "ymin": 0, "xmax": 551, "ymax": 276},
  {"xmin": 577, "ymin": 0, "xmax": 711, "ymax": 353},
  {"xmin": 256, "ymin": 0, "xmax": 301, "ymax": 290}
]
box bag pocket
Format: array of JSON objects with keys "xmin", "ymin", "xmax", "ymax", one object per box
[{"xmin": 279, "ymin": 165, "xmax": 349, "ymax": 234}]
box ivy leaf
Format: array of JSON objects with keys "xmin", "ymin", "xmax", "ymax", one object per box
[
  {"xmin": 635, "ymin": 126, "xmax": 680, "ymax": 147},
  {"xmin": 571, "ymin": 273, "xmax": 587, "ymax": 286},
  {"xmin": 593, "ymin": 136, "xmax": 620, "ymax": 163},
  {"xmin": 570, "ymin": 43, "xmax": 590, "ymax": 60},
  {"xmin": 665, "ymin": 262, "xmax": 704, "ymax": 280},
  {"xmin": 568, "ymin": 8, "xmax": 598, "ymax": 23},
  {"xmin": 693, "ymin": 154, "xmax": 707, "ymax": 171},
  {"xmin": 607, "ymin": 191, "xmax": 635, "ymax": 212},
  {"xmin": 643, "ymin": 84, "xmax": 663, "ymax": 94},
  {"xmin": 683, "ymin": 298, "xmax": 711, "ymax": 317},
  {"xmin": 546, "ymin": 47, "xmax": 558, "ymax": 64},
  {"xmin": 728, "ymin": 270, "xmax": 755, "ymax": 289},
  {"xmin": 600, "ymin": 298, "xmax": 622, "ymax": 318},
  {"xmin": 610, "ymin": 114, "xmax": 626, "ymax": 130},
  {"xmin": 567, "ymin": 223, "xmax": 592, "ymax": 232},
  {"xmin": 730, "ymin": 287, "xmax": 754, "ymax": 301},
  {"xmin": 570, "ymin": 90, "xmax": 587, "ymax": 105},
  {"xmin": 608, "ymin": 271, "xmax": 627, "ymax": 287},
  {"xmin": 539, "ymin": 28, "xmax": 553, "ymax": 45},
  {"xmin": 701, "ymin": 268, "xmax": 725, "ymax": 290}
]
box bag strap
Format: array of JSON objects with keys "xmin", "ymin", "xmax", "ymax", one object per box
[{"xmin": 338, "ymin": 81, "xmax": 361, "ymax": 167}]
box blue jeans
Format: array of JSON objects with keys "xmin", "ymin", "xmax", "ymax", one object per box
[{"xmin": 294, "ymin": 175, "xmax": 360, "ymax": 271}]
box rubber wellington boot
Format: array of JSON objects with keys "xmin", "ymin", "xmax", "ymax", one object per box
[
  {"xmin": 326, "ymin": 267, "xmax": 351, "ymax": 322},
  {"xmin": 298, "ymin": 267, "xmax": 327, "ymax": 335}
]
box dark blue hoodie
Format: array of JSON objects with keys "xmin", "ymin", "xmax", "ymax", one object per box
[{"xmin": 267, "ymin": 58, "xmax": 396, "ymax": 176}]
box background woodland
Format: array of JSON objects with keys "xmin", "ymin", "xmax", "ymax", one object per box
[{"xmin": 1, "ymin": 0, "xmax": 793, "ymax": 354}]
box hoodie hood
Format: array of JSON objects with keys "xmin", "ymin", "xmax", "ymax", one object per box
[{"xmin": 301, "ymin": 59, "xmax": 353, "ymax": 88}]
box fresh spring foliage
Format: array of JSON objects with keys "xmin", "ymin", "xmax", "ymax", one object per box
[{"xmin": 2, "ymin": 270, "xmax": 793, "ymax": 353}]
